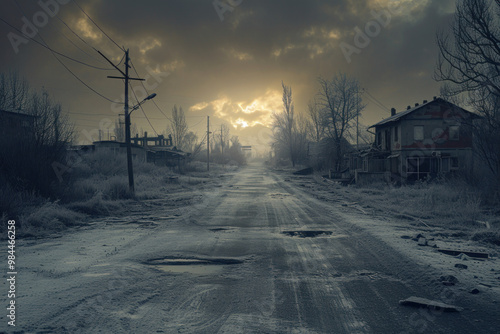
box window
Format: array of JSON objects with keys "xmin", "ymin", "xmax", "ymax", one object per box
[
  {"xmin": 377, "ymin": 132, "xmax": 382, "ymax": 146},
  {"xmin": 394, "ymin": 126, "xmax": 398, "ymax": 142},
  {"xmin": 441, "ymin": 158, "xmax": 450, "ymax": 172},
  {"xmin": 451, "ymin": 157, "xmax": 459, "ymax": 169},
  {"xmin": 414, "ymin": 126, "xmax": 424, "ymax": 141},
  {"xmin": 385, "ymin": 129, "xmax": 391, "ymax": 150},
  {"xmin": 449, "ymin": 126, "xmax": 459, "ymax": 140}
]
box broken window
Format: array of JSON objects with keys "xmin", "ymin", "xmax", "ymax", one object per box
[
  {"xmin": 414, "ymin": 126, "xmax": 424, "ymax": 141},
  {"xmin": 449, "ymin": 125, "xmax": 459, "ymax": 140}
]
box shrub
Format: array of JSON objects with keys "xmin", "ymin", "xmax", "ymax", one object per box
[
  {"xmin": 471, "ymin": 229, "xmax": 500, "ymax": 246},
  {"xmin": 67, "ymin": 192, "xmax": 122, "ymax": 216},
  {"xmin": 21, "ymin": 201, "xmax": 85, "ymax": 233}
]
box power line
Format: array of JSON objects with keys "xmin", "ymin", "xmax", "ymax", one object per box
[
  {"xmin": 0, "ymin": 16, "xmax": 120, "ymax": 105},
  {"xmin": 53, "ymin": 14, "xmax": 109, "ymax": 66},
  {"xmin": 129, "ymin": 82, "xmax": 159, "ymax": 136},
  {"xmin": 0, "ymin": 16, "xmax": 113, "ymax": 71},
  {"xmin": 72, "ymin": 0, "xmax": 125, "ymax": 52},
  {"xmin": 68, "ymin": 111, "xmax": 168, "ymax": 120},
  {"xmin": 54, "ymin": 12, "xmax": 100, "ymax": 53},
  {"xmin": 130, "ymin": 59, "xmax": 209, "ymax": 135},
  {"xmin": 129, "ymin": 59, "xmax": 173, "ymax": 122},
  {"xmin": 58, "ymin": 29, "xmax": 103, "ymax": 64},
  {"xmin": 189, "ymin": 117, "xmax": 206, "ymax": 128},
  {"xmin": 363, "ymin": 88, "xmax": 390, "ymax": 113}
]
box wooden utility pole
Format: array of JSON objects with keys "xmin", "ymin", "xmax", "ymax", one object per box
[
  {"xmin": 123, "ymin": 50, "xmax": 133, "ymax": 193},
  {"xmin": 356, "ymin": 86, "xmax": 359, "ymax": 149},
  {"xmin": 100, "ymin": 49, "xmax": 144, "ymax": 194},
  {"xmin": 207, "ymin": 116, "xmax": 210, "ymax": 171}
]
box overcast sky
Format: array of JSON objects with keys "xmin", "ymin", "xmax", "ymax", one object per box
[{"xmin": 0, "ymin": 0, "xmax": 457, "ymax": 150}]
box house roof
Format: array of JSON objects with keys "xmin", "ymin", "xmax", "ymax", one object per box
[
  {"xmin": 93, "ymin": 140, "xmax": 145, "ymax": 150},
  {"xmin": 0, "ymin": 109, "xmax": 37, "ymax": 118},
  {"xmin": 368, "ymin": 98, "xmax": 479, "ymax": 129},
  {"xmin": 149, "ymin": 146, "xmax": 188, "ymax": 156}
]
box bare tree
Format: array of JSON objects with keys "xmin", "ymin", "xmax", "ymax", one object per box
[
  {"xmin": 294, "ymin": 112, "xmax": 310, "ymax": 163},
  {"xmin": 168, "ymin": 105, "xmax": 188, "ymax": 150},
  {"xmin": 435, "ymin": 0, "xmax": 500, "ymax": 185},
  {"xmin": 0, "ymin": 70, "xmax": 30, "ymax": 111},
  {"xmin": 272, "ymin": 81, "xmax": 298, "ymax": 166},
  {"xmin": 316, "ymin": 73, "xmax": 363, "ymax": 171},
  {"xmin": 114, "ymin": 118, "xmax": 125, "ymax": 142},
  {"xmin": 307, "ymin": 98, "xmax": 326, "ymax": 143},
  {"xmin": 211, "ymin": 124, "xmax": 231, "ymax": 163},
  {"xmin": 183, "ymin": 131, "xmax": 198, "ymax": 153},
  {"xmin": 0, "ymin": 72, "xmax": 74, "ymax": 197},
  {"xmin": 226, "ymin": 135, "xmax": 246, "ymax": 166}
]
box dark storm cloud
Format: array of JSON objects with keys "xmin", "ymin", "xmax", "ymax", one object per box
[{"xmin": 0, "ymin": 0, "xmax": 457, "ymax": 144}]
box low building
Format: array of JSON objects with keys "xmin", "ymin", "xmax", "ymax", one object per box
[
  {"xmin": 147, "ymin": 146, "xmax": 188, "ymax": 170},
  {"xmin": 0, "ymin": 109, "xmax": 36, "ymax": 140},
  {"xmin": 356, "ymin": 97, "xmax": 480, "ymax": 184},
  {"xmin": 93, "ymin": 140, "xmax": 147, "ymax": 162}
]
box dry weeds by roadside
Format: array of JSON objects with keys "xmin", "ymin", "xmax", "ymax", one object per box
[
  {"xmin": 1, "ymin": 155, "xmax": 237, "ymax": 239},
  {"xmin": 277, "ymin": 169, "xmax": 500, "ymax": 247}
]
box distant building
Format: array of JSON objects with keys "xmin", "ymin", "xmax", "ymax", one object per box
[
  {"xmin": 67, "ymin": 131, "xmax": 189, "ymax": 168},
  {"xmin": 93, "ymin": 140, "xmax": 147, "ymax": 162},
  {"xmin": 354, "ymin": 98, "xmax": 480, "ymax": 184},
  {"xmin": 0, "ymin": 109, "xmax": 36, "ymax": 140},
  {"xmin": 308, "ymin": 137, "xmax": 353, "ymax": 171}
]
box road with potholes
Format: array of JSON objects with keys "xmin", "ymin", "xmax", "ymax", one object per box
[{"xmin": 6, "ymin": 163, "xmax": 500, "ymax": 333}]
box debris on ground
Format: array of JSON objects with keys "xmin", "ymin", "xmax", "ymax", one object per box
[
  {"xmin": 427, "ymin": 240, "xmax": 438, "ymax": 248},
  {"xmin": 293, "ymin": 167, "xmax": 313, "ymax": 175},
  {"xmin": 455, "ymin": 263, "xmax": 468, "ymax": 270},
  {"xmin": 418, "ymin": 237, "xmax": 427, "ymax": 246},
  {"xmin": 440, "ymin": 275, "xmax": 459, "ymax": 286},
  {"xmin": 399, "ymin": 296, "xmax": 463, "ymax": 312},
  {"xmin": 438, "ymin": 249, "xmax": 489, "ymax": 259},
  {"xmin": 455, "ymin": 253, "xmax": 471, "ymax": 261}
]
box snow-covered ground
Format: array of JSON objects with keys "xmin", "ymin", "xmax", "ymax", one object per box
[
  {"xmin": 2, "ymin": 163, "xmax": 499, "ymax": 333},
  {"xmin": 282, "ymin": 172, "xmax": 500, "ymax": 296}
]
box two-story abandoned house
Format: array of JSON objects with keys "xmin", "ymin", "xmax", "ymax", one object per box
[{"xmin": 355, "ymin": 97, "xmax": 480, "ymax": 183}]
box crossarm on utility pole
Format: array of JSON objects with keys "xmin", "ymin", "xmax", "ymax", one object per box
[{"xmin": 99, "ymin": 48, "xmax": 145, "ymax": 194}]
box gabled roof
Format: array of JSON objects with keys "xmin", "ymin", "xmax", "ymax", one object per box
[{"xmin": 368, "ymin": 98, "xmax": 478, "ymax": 129}]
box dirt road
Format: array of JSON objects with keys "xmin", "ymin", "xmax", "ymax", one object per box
[{"xmin": 5, "ymin": 163, "xmax": 500, "ymax": 333}]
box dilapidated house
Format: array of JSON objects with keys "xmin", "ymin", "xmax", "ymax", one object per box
[
  {"xmin": 355, "ymin": 98, "xmax": 480, "ymax": 184},
  {"xmin": 0, "ymin": 109, "xmax": 36, "ymax": 140}
]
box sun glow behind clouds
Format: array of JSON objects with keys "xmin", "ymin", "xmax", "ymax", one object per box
[{"xmin": 189, "ymin": 90, "xmax": 282, "ymax": 129}]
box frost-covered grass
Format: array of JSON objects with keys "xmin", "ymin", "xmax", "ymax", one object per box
[
  {"xmin": 343, "ymin": 179, "xmax": 500, "ymax": 246},
  {"xmin": 353, "ymin": 181, "xmax": 483, "ymax": 226},
  {"xmin": 3, "ymin": 152, "xmax": 232, "ymax": 238}
]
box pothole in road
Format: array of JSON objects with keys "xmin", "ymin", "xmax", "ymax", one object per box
[
  {"xmin": 143, "ymin": 257, "xmax": 243, "ymax": 275},
  {"xmin": 281, "ymin": 230, "xmax": 333, "ymax": 238},
  {"xmin": 209, "ymin": 228, "xmax": 230, "ymax": 232}
]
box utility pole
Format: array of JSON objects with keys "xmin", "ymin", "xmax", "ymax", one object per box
[
  {"xmin": 123, "ymin": 50, "xmax": 133, "ymax": 193},
  {"xmin": 356, "ymin": 86, "xmax": 359, "ymax": 149},
  {"xmin": 207, "ymin": 116, "xmax": 210, "ymax": 171},
  {"xmin": 99, "ymin": 49, "xmax": 145, "ymax": 194}
]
